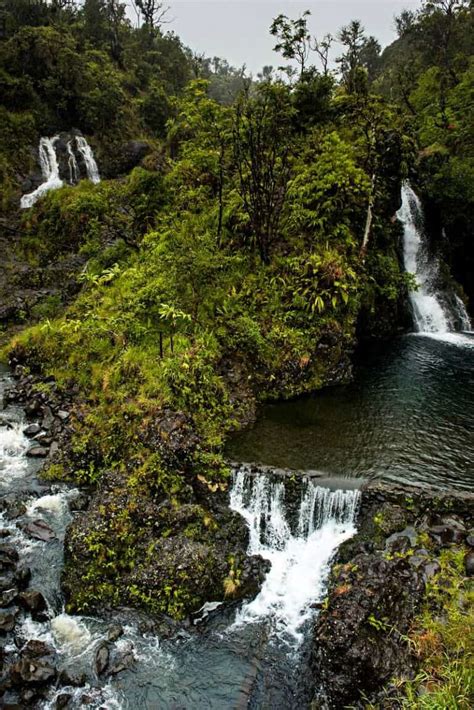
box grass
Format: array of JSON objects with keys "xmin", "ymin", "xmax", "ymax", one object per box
[{"xmin": 394, "ymin": 547, "xmax": 474, "ymax": 709}]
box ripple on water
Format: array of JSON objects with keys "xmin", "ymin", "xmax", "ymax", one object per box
[{"xmin": 227, "ymin": 336, "xmax": 474, "ymax": 490}]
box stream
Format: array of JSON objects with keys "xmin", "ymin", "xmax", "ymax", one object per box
[
  {"xmin": 1, "ymin": 183, "xmax": 473, "ymax": 707},
  {"xmin": 0, "ymin": 382, "xmax": 359, "ymax": 708}
]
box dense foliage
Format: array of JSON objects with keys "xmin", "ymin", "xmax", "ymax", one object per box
[
  {"xmin": 0, "ymin": 7, "xmax": 472, "ymax": 694},
  {"xmin": 375, "ymin": 0, "xmax": 474, "ymax": 307}
]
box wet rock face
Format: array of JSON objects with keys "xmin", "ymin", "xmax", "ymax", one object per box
[
  {"xmin": 18, "ymin": 590, "xmax": 48, "ymax": 621},
  {"xmin": 312, "ymin": 553, "xmax": 424, "ymax": 706},
  {"xmin": 63, "ymin": 469, "xmax": 268, "ymax": 619},
  {"xmin": 310, "ymin": 481, "xmax": 474, "ymax": 708},
  {"xmin": 101, "ymin": 140, "xmax": 152, "ymax": 177},
  {"xmin": 3, "ymin": 364, "xmax": 78, "ymax": 474}
]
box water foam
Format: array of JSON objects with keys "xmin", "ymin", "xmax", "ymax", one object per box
[
  {"xmin": 230, "ymin": 471, "xmax": 359, "ymax": 644},
  {"xmin": 398, "ymin": 183, "xmax": 472, "ymax": 336},
  {"xmin": 21, "ymin": 136, "xmax": 64, "ymax": 209}
]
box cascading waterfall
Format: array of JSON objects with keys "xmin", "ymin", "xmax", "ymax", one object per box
[
  {"xmin": 20, "ymin": 137, "xmax": 63, "ymax": 209},
  {"xmin": 76, "ymin": 135, "xmax": 101, "ymax": 184},
  {"xmin": 229, "ymin": 470, "xmax": 360, "ymax": 645},
  {"xmin": 66, "ymin": 139, "xmax": 80, "ymax": 185},
  {"xmin": 454, "ymin": 294, "xmax": 472, "ymax": 332},
  {"xmin": 2, "ymin": 360, "xmax": 360, "ymax": 707},
  {"xmin": 21, "ymin": 134, "xmax": 100, "ymax": 209},
  {"xmin": 397, "ymin": 183, "xmax": 471, "ymax": 334}
]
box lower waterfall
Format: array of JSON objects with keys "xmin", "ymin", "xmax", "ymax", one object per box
[
  {"xmin": 230, "ymin": 470, "xmax": 360, "ymax": 645},
  {"xmin": 1, "ymin": 365, "xmax": 361, "ymax": 708}
]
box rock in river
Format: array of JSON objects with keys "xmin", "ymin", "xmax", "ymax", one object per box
[{"xmin": 23, "ymin": 519, "xmax": 56, "ymax": 542}]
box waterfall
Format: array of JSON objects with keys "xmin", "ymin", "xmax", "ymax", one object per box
[
  {"xmin": 397, "ymin": 183, "xmax": 471, "ymax": 333},
  {"xmin": 21, "ymin": 134, "xmax": 100, "ymax": 209},
  {"xmin": 20, "ymin": 136, "xmax": 63, "ymax": 209},
  {"xmin": 76, "ymin": 136, "xmax": 101, "ymax": 184},
  {"xmin": 66, "ymin": 139, "xmax": 80, "ymax": 185},
  {"xmin": 454, "ymin": 294, "xmax": 472, "ymax": 332},
  {"xmin": 229, "ymin": 470, "xmax": 360, "ymax": 644}
]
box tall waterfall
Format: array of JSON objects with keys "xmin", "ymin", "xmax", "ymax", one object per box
[
  {"xmin": 76, "ymin": 136, "xmax": 101, "ymax": 184},
  {"xmin": 20, "ymin": 136, "xmax": 63, "ymax": 209},
  {"xmin": 397, "ymin": 183, "xmax": 471, "ymax": 333},
  {"xmin": 230, "ymin": 471, "xmax": 360, "ymax": 644},
  {"xmin": 21, "ymin": 134, "xmax": 100, "ymax": 209}
]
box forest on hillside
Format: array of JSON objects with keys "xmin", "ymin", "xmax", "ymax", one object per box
[{"xmin": 0, "ymin": 2, "xmax": 473, "ymax": 708}]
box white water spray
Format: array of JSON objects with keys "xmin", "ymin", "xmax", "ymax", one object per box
[
  {"xmin": 20, "ymin": 136, "xmax": 63, "ymax": 209},
  {"xmin": 76, "ymin": 135, "xmax": 101, "ymax": 184},
  {"xmin": 21, "ymin": 134, "xmax": 100, "ymax": 208},
  {"xmin": 397, "ymin": 183, "xmax": 471, "ymax": 334},
  {"xmin": 230, "ymin": 471, "xmax": 359, "ymax": 644},
  {"xmin": 454, "ymin": 294, "xmax": 471, "ymax": 332}
]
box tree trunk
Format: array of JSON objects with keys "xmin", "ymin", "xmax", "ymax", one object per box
[{"xmin": 360, "ymin": 172, "xmax": 376, "ymax": 259}]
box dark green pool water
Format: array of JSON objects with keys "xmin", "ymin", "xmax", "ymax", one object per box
[{"xmin": 227, "ymin": 334, "xmax": 474, "ymax": 491}]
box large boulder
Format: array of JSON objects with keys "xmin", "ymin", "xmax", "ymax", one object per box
[{"xmin": 100, "ymin": 140, "xmax": 152, "ymax": 178}]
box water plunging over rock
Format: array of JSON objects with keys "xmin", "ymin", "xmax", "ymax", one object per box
[
  {"xmin": 21, "ymin": 133, "xmax": 100, "ymax": 209},
  {"xmin": 20, "ymin": 137, "xmax": 63, "ymax": 210},
  {"xmin": 66, "ymin": 140, "xmax": 79, "ymax": 185},
  {"xmin": 397, "ymin": 183, "xmax": 471, "ymax": 334},
  {"xmin": 75, "ymin": 136, "xmax": 100, "ymax": 185},
  {"xmin": 230, "ymin": 469, "xmax": 360, "ymax": 645}
]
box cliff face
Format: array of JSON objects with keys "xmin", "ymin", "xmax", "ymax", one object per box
[{"xmin": 311, "ymin": 482, "xmax": 474, "ymax": 708}]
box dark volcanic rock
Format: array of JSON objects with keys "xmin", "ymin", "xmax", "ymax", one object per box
[
  {"xmin": 23, "ymin": 519, "xmax": 56, "ymax": 542},
  {"xmin": 0, "ymin": 544, "xmax": 19, "ymax": 568},
  {"xmin": 63, "ymin": 467, "xmax": 266, "ymax": 618},
  {"xmin": 465, "ymin": 551, "xmax": 474, "ymax": 576},
  {"xmin": 10, "ymin": 657, "xmax": 56, "ymax": 685},
  {"xmin": 95, "ymin": 642, "xmax": 110, "ymax": 676},
  {"xmin": 14, "ymin": 563, "xmax": 32, "ymax": 589},
  {"xmin": 0, "ymin": 608, "xmax": 18, "ymax": 633},
  {"xmin": 310, "ymin": 480, "xmax": 474, "ymax": 708},
  {"xmin": 26, "ymin": 446, "xmax": 49, "ymax": 458},
  {"xmin": 103, "ymin": 140, "xmax": 152, "ymax": 177},
  {"xmin": 106, "ymin": 644, "xmax": 135, "ymax": 676},
  {"xmin": 22, "ymin": 640, "xmax": 55, "ymax": 659},
  {"xmin": 18, "ymin": 590, "xmax": 48, "ymax": 620},
  {"xmin": 2, "ymin": 499, "xmax": 27, "ymax": 520},
  {"xmin": 311, "ymin": 553, "xmax": 424, "ymax": 708},
  {"xmin": 58, "ymin": 668, "xmax": 86, "ymax": 687},
  {"xmin": 23, "ymin": 424, "xmax": 42, "ymax": 437},
  {"xmin": 106, "ymin": 624, "xmax": 124, "ymax": 642},
  {"xmin": 55, "ymin": 693, "xmax": 73, "ymax": 709},
  {"xmin": 0, "ymin": 588, "xmax": 18, "ymax": 607}
]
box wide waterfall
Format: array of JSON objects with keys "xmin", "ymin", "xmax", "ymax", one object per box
[
  {"xmin": 20, "ymin": 137, "xmax": 64, "ymax": 209},
  {"xmin": 21, "ymin": 134, "xmax": 100, "ymax": 209},
  {"xmin": 0, "ymin": 375, "xmax": 361, "ymax": 708},
  {"xmin": 230, "ymin": 470, "xmax": 360, "ymax": 644},
  {"xmin": 397, "ymin": 183, "xmax": 471, "ymax": 333}
]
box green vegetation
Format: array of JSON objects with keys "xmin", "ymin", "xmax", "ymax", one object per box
[
  {"xmin": 375, "ymin": 0, "xmax": 474, "ymax": 309},
  {"xmin": 0, "ymin": 0, "xmax": 472, "ymax": 626},
  {"xmin": 397, "ymin": 547, "xmax": 474, "ymax": 709}
]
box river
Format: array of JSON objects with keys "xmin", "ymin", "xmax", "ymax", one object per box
[{"xmin": 1, "ymin": 183, "xmax": 473, "ymax": 707}]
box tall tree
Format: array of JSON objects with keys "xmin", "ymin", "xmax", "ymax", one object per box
[
  {"xmin": 270, "ymin": 10, "xmax": 312, "ymax": 78},
  {"xmin": 312, "ymin": 33, "xmax": 334, "ymax": 76},
  {"xmin": 133, "ymin": 0, "xmax": 169, "ymax": 30},
  {"xmin": 419, "ymin": 0, "xmax": 470, "ymax": 125},
  {"xmin": 337, "ymin": 20, "xmax": 367, "ymax": 94},
  {"xmin": 232, "ymin": 83, "xmax": 294, "ymax": 263}
]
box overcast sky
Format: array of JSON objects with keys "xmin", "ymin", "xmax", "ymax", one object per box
[{"xmin": 128, "ymin": 1, "xmax": 421, "ymax": 74}]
